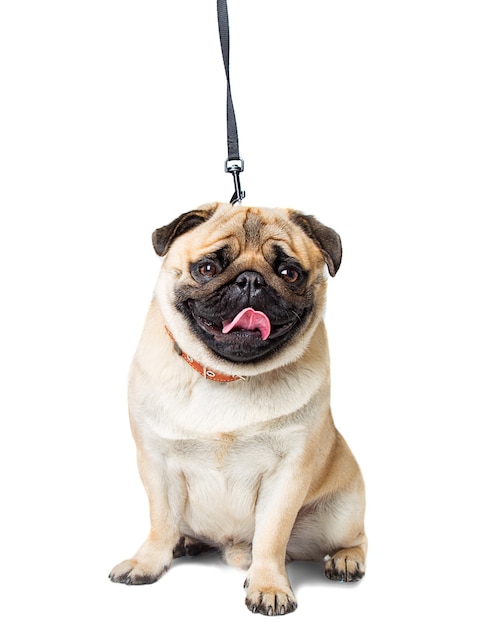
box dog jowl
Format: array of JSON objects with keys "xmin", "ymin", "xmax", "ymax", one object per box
[{"xmin": 109, "ymin": 202, "xmax": 366, "ymax": 616}]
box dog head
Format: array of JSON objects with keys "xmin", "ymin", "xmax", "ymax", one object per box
[{"xmin": 152, "ymin": 203, "xmax": 341, "ymax": 375}]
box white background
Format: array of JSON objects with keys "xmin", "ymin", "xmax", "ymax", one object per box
[{"xmin": 1, "ymin": 1, "xmax": 478, "ymax": 623}]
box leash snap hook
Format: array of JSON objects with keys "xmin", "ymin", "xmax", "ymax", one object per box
[{"xmin": 225, "ymin": 158, "xmax": 245, "ymax": 205}]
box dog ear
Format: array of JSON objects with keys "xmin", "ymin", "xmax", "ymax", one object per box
[
  {"xmin": 152, "ymin": 204, "xmax": 218, "ymax": 256},
  {"xmin": 291, "ymin": 212, "xmax": 342, "ymax": 276}
]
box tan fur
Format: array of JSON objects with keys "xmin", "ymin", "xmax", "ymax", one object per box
[{"xmin": 110, "ymin": 203, "xmax": 367, "ymax": 616}]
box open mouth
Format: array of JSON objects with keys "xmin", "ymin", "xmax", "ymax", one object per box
[
  {"xmin": 183, "ymin": 298, "xmax": 310, "ymax": 363},
  {"xmin": 188, "ymin": 303, "xmax": 299, "ymax": 343}
]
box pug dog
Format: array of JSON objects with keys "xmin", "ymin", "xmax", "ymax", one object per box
[{"xmin": 109, "ymin": 202, "xmax": 367, "ymax": 616}]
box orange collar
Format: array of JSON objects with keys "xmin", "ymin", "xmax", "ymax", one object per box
[{"xmin": 165, "ymin": 327, "xmax": 246, "ymax": 383}]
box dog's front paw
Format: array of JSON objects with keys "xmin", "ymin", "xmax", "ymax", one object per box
[
  {"xmin": 323, "ymin": 547, "xmax": 365, "ymax": 582},
  {"xmin": 110, "ymin": 534, "xmax": 177, "ymax": 585},
  {"xmin": 244, "ymin": 574, "xmax": 297, "ymax": 616},
  {"xmin": 109, "ymin": 558, "xmax": 168, "ymax": 585}
]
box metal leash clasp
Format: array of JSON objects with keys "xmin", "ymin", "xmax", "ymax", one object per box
[{"xmin": 225, "ymin": 158, "xmax": 245, "ymax": 205}]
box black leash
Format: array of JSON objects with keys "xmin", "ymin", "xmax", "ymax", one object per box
[{"xmin": 217, "ymin": 0, "xmax": 245, "ymax": 205}]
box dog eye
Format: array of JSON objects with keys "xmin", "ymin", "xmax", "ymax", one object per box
[
  {"xmin": 199, "ymin": 262, "xmax": 218, "ymax": 278},
  {"xmin": 274, "ymin": 247, "xmax": 305, "ymax": 286},
  {"xmin": 191, "ymin": 258, "xmax": 223, "ymax": 283},
  {"xmin": 279, "ymin": 267, "xmax": 300, "ymax": 284}
]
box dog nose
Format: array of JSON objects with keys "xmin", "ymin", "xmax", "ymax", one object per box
[{"xmin": 235, "ymin": 271, "xmax": 266, "ymax": 296}]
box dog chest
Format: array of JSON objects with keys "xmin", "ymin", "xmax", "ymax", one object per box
[{"xmin": 151, "ymin": 424, "xmax": 307, "ymax": 544}]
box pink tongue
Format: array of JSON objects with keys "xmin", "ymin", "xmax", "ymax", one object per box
[{"xmin": 222, "ymin": 307, "xmax": 271, "ymax": 340}]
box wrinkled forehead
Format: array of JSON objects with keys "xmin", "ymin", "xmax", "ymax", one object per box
[{"xmin": 182, "ymin": 206, "xmax": 321, "ymax": 267}]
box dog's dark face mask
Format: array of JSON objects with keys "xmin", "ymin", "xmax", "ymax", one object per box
[
  {"xmin": 153, "ymin": 204, "xmax": 341, "ymax": 364},
  {"xmin": 178, "ymin": 247, "xmax": 314, "ymax": 363}
]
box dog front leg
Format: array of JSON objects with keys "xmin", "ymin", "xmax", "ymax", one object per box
[
  {"xmin": 244, "ymin": 465, "xmax": 309, "ymax": 616},
  {"xmin": 109, "ymin": 446, "xmax": 181, "ymax": 585}
]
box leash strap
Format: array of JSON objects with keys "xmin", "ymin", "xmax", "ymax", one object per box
[{"xmin": 217, "ymin": 0, "xmax": 245, "ymax": 204}]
